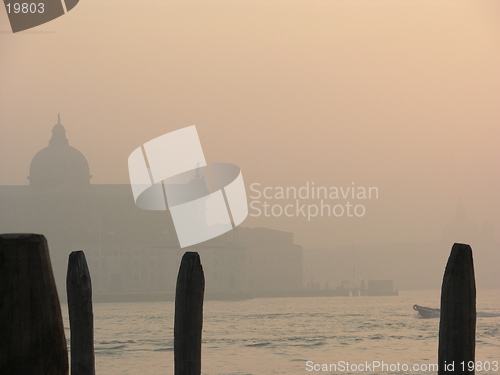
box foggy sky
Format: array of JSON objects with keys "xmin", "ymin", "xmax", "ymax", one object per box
[{"xmin": 1, "ymin": 0, "xmax": 499, "ymax": 249}]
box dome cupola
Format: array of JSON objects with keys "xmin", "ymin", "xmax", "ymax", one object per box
[{"xmin": 29, "ymin": 114, "xmax": 91, "ymax": 189}]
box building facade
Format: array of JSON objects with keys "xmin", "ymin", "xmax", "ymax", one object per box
[{"xmin": 0, "ymin": 117, "xmax": 303, "ymax": 300}]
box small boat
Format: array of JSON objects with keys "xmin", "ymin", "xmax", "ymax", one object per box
[
  {"xmin": 413, "ymin": 304, "xmax": 500, "ymax": 319},
  {"xmin": 413, "ymin": 304, "xmax": 440, "ymax": 318}
]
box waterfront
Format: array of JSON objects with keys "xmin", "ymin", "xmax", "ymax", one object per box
[{"xmin": 62, "ymin": 289, "xmax": 500, "ymax": 375}]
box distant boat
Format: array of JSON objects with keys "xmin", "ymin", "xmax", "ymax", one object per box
[
  {"xmin": 413, "ymin": 304, "xmax": 500, "ymax": 319},
  {"xmin": 413, "ymin": 304, "xmax": 440, "ymax": 318}
]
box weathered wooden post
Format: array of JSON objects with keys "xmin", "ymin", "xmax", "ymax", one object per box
[
  {"xmin": 438, "ymin": 243, "xmax": 476, "ymax": 375},
  {"xmin": 67, "ymin": 251, "xmax": 95, "ymax": 375},
  {"xmin": 0, "ymin": 233, "xmax": 69, "ymax": 375},
  {"xmin": 174, "ymin": 252, "xmax": 205, "ymax": 375}
]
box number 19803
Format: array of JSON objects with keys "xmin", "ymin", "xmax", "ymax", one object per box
[
  {"xmin": 461, "ymin": 361, "xmax": 499, "ymax": 372},
  {"xmin": 6, "ymin": 3, "xmax": 45, "ymax": 14}
]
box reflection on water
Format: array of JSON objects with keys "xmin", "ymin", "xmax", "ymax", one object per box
[{"xmin": 61, "ymin": 290, "xmax": 500, "ymax": 375}]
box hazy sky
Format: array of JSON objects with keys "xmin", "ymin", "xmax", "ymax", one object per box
[{"xmin": 1, "ymin": 0, "xmax": 499, "ymax": 248}]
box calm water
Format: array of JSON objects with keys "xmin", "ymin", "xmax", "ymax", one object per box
[{"xmin": 61, "ymin": 290, "xmax": 500, "ymax": 375}]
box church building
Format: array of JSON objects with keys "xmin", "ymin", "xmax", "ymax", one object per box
[{"xmin": 0, "ymin": 116, "xmax": 303, "ymax": 300}]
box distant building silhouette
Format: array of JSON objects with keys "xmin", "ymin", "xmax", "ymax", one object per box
[
  {"xmin": 0, "ymin": 117, "xmax": 303, "ymax": 300},
  {"xmin": 29, "ymin": 115, "xmax": 91, "ymax": 189},
  {"xmin": 442, "ymin": 199, "xmax": 480, "ymax": 244},
  {"xmin": 303, "ymin": 200, "xmax": 498, "ymax": 290}
]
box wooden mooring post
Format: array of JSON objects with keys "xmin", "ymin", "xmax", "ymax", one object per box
[
  {"xmin": 67, "ymin": 251, "xmax": 95, "ymax": 375},
  {"xmin": 174, "ymin": 252, "xmax": 205, "ymax": 375},
  {"xmin": 438, "ymin": 243, "xmax": 476, "ymax": 375},
  {"xmin": 0, "ymin": 233, "xmax": 69, "ymax": 375}
]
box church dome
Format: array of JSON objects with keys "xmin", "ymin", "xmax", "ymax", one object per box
[{"xmin": 28, "ymin": 115, "xmax": 91, "ymax": 188}]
